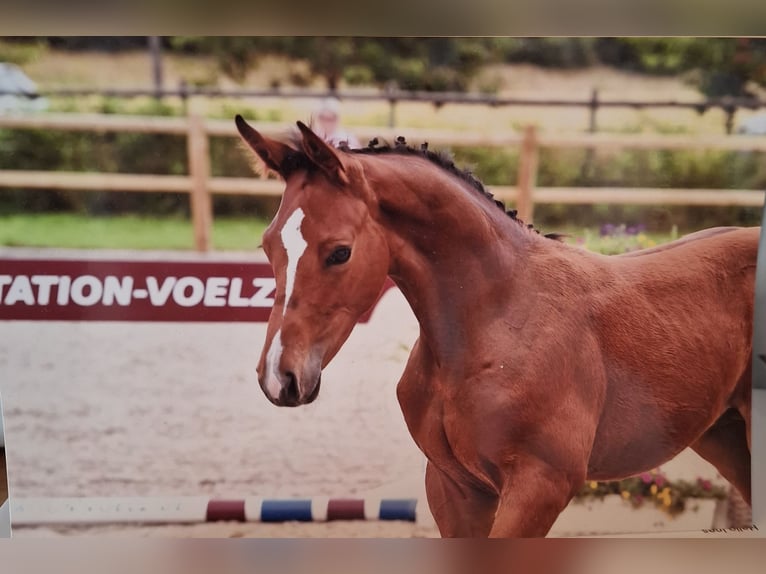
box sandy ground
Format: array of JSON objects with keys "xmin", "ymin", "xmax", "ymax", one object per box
[
  {"xmin": 0, "ymin": 248, "xmax": 736, "ymax": 537},
  {"xmin": 0, "ymin": 263, "xmax": 432, "ymax": 537}
]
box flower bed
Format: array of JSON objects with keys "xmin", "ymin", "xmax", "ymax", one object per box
[
  {"xmin": 549, "ymin": 471, "xmax": 727, "ymax": 536},
  {"xmin": 575, "ymin": 471, "xmax": 726, "ymax": 516}
]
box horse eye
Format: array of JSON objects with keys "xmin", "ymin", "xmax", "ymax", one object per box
[{"xmin": 326, "ymin": 246, "xmax": 352, "ymax": 266}]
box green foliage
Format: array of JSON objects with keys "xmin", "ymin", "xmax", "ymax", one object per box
[
  {"xmin": 0, "ymin": 38, "xmax": 47, "ymax": 66},
  {"xmin": 452, "ymin": 147, "xmax": 518, "ymax": 185},
  {"xmin": 164, "ymin": 37, "xmax": 499, "ymax": 93},
  {"xmin": 498, "ymin": 38, "xmax": 598, "ymax": 68},
  {"xmin": 97, "ymin": 98, "xmax": 178, "ymax": 117},
  {"xmin": 0, "ymin": 213, "xmax": 270, "ymax": 251},
  {"xmin": 450, "ymin": 145, "xmax": 765, "ymax": 231},
  {"xmin": 169, "ymin": 37, "xmax": 259, "ymax": 83},
  {"xmin": 5, "ymin": 37, "xmax": 766, "ymax": 98},
  {"xmin": 569, "ymin": 224, "xmax": 670, "ymax": 255},
  {"xmin": 0, "ymin": 127, "xmax": 189, "ymax": 216},
  {"xmin": 617, "ymin": 38, "xmax": 703, "ymax": 75},
  {"xmin": 1, "ymin": 125, "xmax": 763, "ymax": 231},
  {"xmin": 596, "ymin": 38, "xmax": 766, "ymax": 97},
  {"xmin": 343, "ymin": 65, "xmax": 375, "ymax": 87},
  {"xmin": 165, "ymin": 36, "xmax": 765, "ymax": 97},
  {"xmin": 209, "ymin": 103, "xmax": 282, "ymax": 123}
]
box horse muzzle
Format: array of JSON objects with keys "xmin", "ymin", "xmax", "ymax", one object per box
[{"xmin": 259, "ymin": 359, "xmax": 322, "ymax": 407}]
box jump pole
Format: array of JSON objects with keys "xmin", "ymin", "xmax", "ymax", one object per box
[{"xmin": 10, "ymin": 497, "xmax": 418, "ymax": 526}]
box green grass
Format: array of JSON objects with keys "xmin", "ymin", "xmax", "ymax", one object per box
[
  {"xmin": 0, "ymin": 213, "xmax": 682, "ymax": 254},
  {"xmin": 558, "ymin": 225, "xmax": 678, "ymax": 255},
  {"xmin": 0, "ymin": 213, "xmax": 270, "ymax": 251}
]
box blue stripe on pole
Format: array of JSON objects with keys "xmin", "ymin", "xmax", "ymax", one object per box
[
  {"xmin": 260, "ymin": 499, "xmax": 313, "ymax": 522},
  {"xmin": 378, "ymin": 499, "xmax": 417, "ymax": 521}
]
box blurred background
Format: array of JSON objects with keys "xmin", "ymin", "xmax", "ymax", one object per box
[{"xmin": 0, "ymin": 36, "xmax": 764, "ymax": 253}]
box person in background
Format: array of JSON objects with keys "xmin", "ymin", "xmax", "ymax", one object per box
[{"xmin": 311, "ymin": 97, "xmax": 361, "ymax": 149}]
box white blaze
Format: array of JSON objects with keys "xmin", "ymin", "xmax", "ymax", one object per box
[
  {"xmin": 263, "ymin": 207, "xmax": 308, "ymax": 399},
  {"xmin": 264, "ymin": 329, "xmax": 285, "ymax": 398},
  {"xmin": 280, "ymin": 208, "xmax": 307, "ymax": 316}
]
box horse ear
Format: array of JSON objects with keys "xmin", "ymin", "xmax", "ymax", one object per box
[
  {"xmin": 296, "ymin": 121, "xmax": 348, "ymax": 184},
  {"xmin": 235, "ymin": 115, "xmax": 294, "ymax": 177}
]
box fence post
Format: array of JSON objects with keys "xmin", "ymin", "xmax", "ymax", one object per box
[
  {"xmin": 517, "ymin": 125, "xmax": 538, "ymax": 224},
  {"xmin": 588, "ymin": 88, "xmax": 599, "ymax": 133},
  {"xmin": 187, "ymin": 114, "xmax": 213, "ymax": 252}
]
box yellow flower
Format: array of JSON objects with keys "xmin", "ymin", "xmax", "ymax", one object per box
[
  {"xmin": 661, "ymin": 487, "xmax": 670, "ymax": 496},
  {"xmin": 637, "ymin": 233, "xmax": 647, "ymax": 241},
  {"xmin": 663, "ymin": 497, "xmax": 672, "ymax": 507},
  {"xmin": 648, "ymin": 240, "xmax": 656, "ymax": 247},
  {"xmin": 589, "ymin": 481, "xmax": 598, "ymax": 489},
  {"xmin": 650, "ymin": 484, "xmax": 658, "ymax": 495},
  {"xmin": 621, "ymin": 490, "xmax": 631, "ymax": 500}
]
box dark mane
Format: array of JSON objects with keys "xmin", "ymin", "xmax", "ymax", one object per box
[
  {"xmin": 283, "ymin": 132, "xmax": 563, "ymax": 241},
  {"xmin": 348, "ymin": 137, "xmax": 563, "ymax": 241}
]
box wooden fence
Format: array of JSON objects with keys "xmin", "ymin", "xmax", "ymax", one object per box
[
  {"xmin": 7, "ymin": 85, "xmax": 766, "ymax": 132},
  {"xmin": 1, "ymin": 113, "xmax": 765, "ymax": 252}
]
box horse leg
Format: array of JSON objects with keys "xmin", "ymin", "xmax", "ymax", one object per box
[
  {"xmin": 488, "ymin": 456, "xmax": 582, "ymax": 538},
  {"xmin": 690, "ymin": 410, "xmax": 751, "ymax": 505},
  {"xmin": 425, "ymin": 461, "xmax": 498, "ymax": 537}
]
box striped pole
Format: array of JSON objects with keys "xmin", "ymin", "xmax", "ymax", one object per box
[{"xmin": 10, "ymin": 497, "xmax": 418, "ymax": 526}]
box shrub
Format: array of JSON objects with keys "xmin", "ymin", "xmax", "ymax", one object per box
[
  {"xmin": 0, "ymin": 39, "xmax": 47, "ymax": 66},
  {"xmin": 1, "ymin": 125, "xmax": 763, "ymax": 231},
  {"xmin": 343, "ymin": 65, "xmax": 375, "ymax": 87}
]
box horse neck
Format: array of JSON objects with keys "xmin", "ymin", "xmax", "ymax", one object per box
[{"xmin": 362, "ymin": 155, "xmax": 537, "ymax": 366}]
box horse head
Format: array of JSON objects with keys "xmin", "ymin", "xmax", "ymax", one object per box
[{"xmin": 236, "ymin": 115, "xmax": 390, "ymax": 407}]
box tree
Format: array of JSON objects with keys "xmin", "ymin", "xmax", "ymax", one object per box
[
  {"xmin": 597, "ymin": 38, "xmax": 766, "ymax": 98},
  {"xmin": 167, "ymin": 37, "xmax": 497, "ymax": 92}
]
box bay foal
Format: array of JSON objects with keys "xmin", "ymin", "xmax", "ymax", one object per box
[{"xmin": 236, "ymin": 116, "xmax": 756, "ymax": 537}]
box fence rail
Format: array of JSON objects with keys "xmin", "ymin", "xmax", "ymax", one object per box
[
  {"xmin": 4, "ymin": 86, "xmax": 765, "ymax": 132},
  {"xmin": 0, "ymin": 113, "xmax": 764, "ymax": 252}
]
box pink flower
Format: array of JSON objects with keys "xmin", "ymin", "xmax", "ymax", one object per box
[
  {"xmin": 640, "ymin": 472, "xmax": 653, "ymax": 484},
  {"xmin": 654, "ymin": 475, "xmax": 666, "ymax": 487},
  {"xmin": 698, "ymin": 479, "xmax": 712, "ymax": 491}
]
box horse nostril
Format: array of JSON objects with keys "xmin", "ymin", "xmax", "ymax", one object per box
[{"xmin": 281, "ymin": 371, "xmax": 299, "ymax": 403}]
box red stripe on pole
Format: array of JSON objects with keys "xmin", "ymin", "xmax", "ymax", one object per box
[
  {"xmin": 206, "ymin": 499, "xmax": 246, "ymax": 522},
  {"xmin": 326, "ymin": 499, "xmax": 365, "ymax": 521}
]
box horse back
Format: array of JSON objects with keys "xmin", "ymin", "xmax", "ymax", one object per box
[
  {"xmin": 617, "ymin": 226, "xmax": 744, "ymax": 258},
  {"xmin": 616, "ymin": 226, "xmax": 760, "ymax": 281}
]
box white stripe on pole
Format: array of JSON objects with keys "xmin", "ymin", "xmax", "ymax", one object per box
[
  {"xmin": 11, "ymin": 497, "xmax": 209, "ymax": 526},
  {"xmin": 243, "ymin": 497, "xmax": 263, "ymax": 522},
  {"xmin": 363, "ymin": 497, "xmax": 381, "ymax": 521},
  {"xmin": 310, "ymin": 496, "xmax": 329, "ymax": 522}
]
